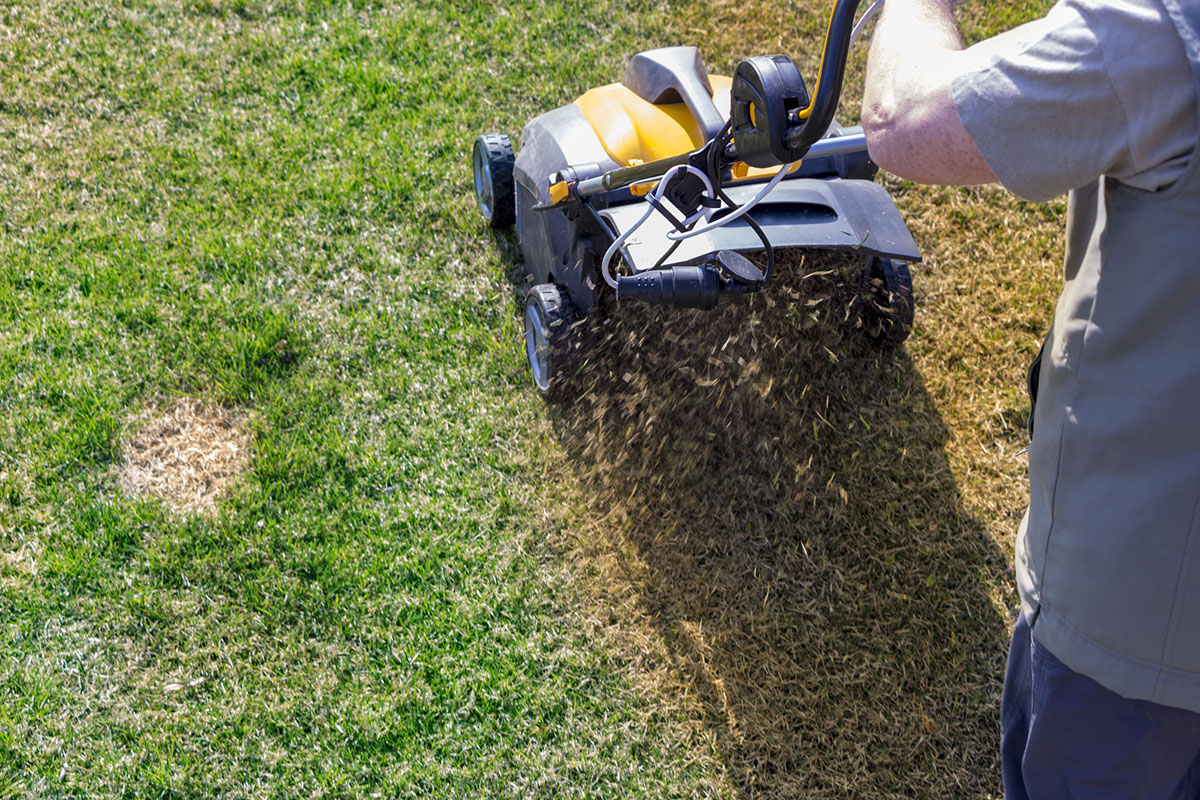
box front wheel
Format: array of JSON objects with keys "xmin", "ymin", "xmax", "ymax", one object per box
[
  {"xmin": 472, "ymin": 133, "xmax": 515, "ymax": 228},
  {"xmin": 856, "ymin": 256, "xmax": 914, "ymax": 345},
  {"xmin": 524, "ymin": 284, "xmax": 581, "ymax": 401}
]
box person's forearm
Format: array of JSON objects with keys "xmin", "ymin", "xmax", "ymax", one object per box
[{"xmin": 861, "ymin": 0, "xmax": 997, "ymax": 184}]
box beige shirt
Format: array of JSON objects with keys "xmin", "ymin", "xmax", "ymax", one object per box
[
  {"xmin": 952, "ymin": 0, "xmax": 1197, "ymax": 202},
  {"xmin": 953, "ymin": 0, "xmax": 1200, "ymax": 709}
]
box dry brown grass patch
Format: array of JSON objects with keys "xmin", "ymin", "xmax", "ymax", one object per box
[
  {"xmin": 1, "ymin": 542, "xmax": 37, "ymax": 589},
  {"xmin": 116, "ymin": 398, "xmax": 253, "ymax": 516}
]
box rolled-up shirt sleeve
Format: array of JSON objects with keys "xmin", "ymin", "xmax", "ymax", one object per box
[{"xmin": 951, "ymin": 0, "xmax": 1195, "ymax": 202}]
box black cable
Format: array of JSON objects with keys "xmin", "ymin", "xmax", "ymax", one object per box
[
  {"xmin": 646, "ymin": 134, "xmax": 734, "ymax": 272},
  {"xmin": 705, "ymin": 120, "xmax": 775, "ymax": 285},
  {"xmin": 651, "ymin": 240, "xmax": 685, "ymax": 271},
  {"xmin": 707, "ymin": 120, "xmax": 733, "ymax": 192}
]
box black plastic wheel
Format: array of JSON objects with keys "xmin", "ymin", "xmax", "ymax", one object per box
[
  {"xmin": 856, "ymin": 256, "xmax": 915, "ymax": 345},
  {"xmin": 472, "ymin": 133, "xmax": 515, "ymax": 228},
  {"xmin": 524, "ymin": 284, "xmax": 581, "ymax": 401}
]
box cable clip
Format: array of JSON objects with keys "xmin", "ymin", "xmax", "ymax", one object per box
[{"xmin": 645, "ymin": 194, "xmax": 689, "ymax": 233}]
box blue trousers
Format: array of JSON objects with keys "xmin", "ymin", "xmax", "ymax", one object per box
[{"xmin": 1002, "ymin": 612, "xmax": 1200, "ymax": 799}]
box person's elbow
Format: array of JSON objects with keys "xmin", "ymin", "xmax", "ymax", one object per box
[
  {"xmin": 861, "ymin": 96, "xmax": 911, "ymax": 177},
  {"xmin": 860, "ymin": 82, "xmax": 998, "ymax": 186}
]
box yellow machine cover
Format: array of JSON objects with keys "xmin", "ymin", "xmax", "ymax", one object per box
[{"xmin": 575, "ymin": 76, "xmax": 734, "ymax": 167}]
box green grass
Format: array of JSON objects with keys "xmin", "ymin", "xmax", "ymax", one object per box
[
  {"xmin": 0, "ymin": 1, "xmax": 729, "ymax": 796},
  {"xmin": 1, "ymin": 0, "xmax": 1060, "ymax": 797}
]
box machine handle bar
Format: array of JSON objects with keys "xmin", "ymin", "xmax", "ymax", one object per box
[
  {"xmin": 573, "ymin": 0, "xmax": 868, "ymax": 200},
  {"xmin": 785, "ymin": 0, "xmax": 863, "ymax": 153},
  {"xmin": 575, "ymin": 131, "xmax": 867, "ymax": 199}
]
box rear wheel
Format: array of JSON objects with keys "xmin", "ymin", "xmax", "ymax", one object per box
[
  {"xmin": 856, "ymin": 257, "xmax": 914, "ymax": 345},
  {"xmin": 472, "ymin": 133, "xmax": 515, "ymax": 227},
  {"xmin": 524, "ymin": 284, "xmax": 581, "ymax": 401}
]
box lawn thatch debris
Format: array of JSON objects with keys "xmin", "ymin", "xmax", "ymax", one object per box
[
  {"xmin": 520, "ymin": 3, "xmax": 1066, "ymax": 793},
  {"xmin": 545, "ymin": 250, "xmax": 1017, "ymax": 797},
  {"xmin": 116, "ymin": 398, "xmax": 252, "ymax": 516}
]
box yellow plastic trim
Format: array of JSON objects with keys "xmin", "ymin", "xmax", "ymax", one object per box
[
  {"xmin": 548, "ymin": 180, "xmax": 570, "ymax": 205},
  {"xmin": 797, "ymin": 4, "xmax": 837, "ymax": 120},
  {"xmin": 575, "ymin": 76, "xmax": 735, "ymax": 168},
  {"xmin": 571, "ymin": 75, "xmax": 802, "ymax": 185},
  {"xmin": 625, "ymin": 159, "xmax": 655, "ymax": 196},
  {"xmin": 728, "ymin": 160, "xmax": 803, "ymax": 183}
]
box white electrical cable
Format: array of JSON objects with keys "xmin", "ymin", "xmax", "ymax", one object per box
[
  {"xmin": 850, "ymin": 0, "xmax": 885, "ymax": 47},
  {"xmin": 599, "ymin": 164, "xmax": 716, "ymax": 289},
  {"xmin": 664, "ymin": 159, "xmax": 797, "ymax": 242},
  {"xmin": 600, "ymin": 202, "xmax": 656, "ymax": 289}
]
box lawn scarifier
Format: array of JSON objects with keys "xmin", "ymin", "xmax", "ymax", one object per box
[{"xmin": 473, "ymin": 0, "xmax": 921, "ymax": 400}]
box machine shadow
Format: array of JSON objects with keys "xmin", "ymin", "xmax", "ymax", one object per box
[{"xmin": 550, "ymin": 252, "xmax": 1014, "ymax": 798}]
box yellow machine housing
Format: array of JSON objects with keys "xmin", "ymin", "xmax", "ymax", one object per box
[
  {"xmin": 575, "ymin": 76, "xmax": 732, "ymax": 166},
  {"xmin": 574, "ymin": 76, "xmax": 785, "ymax": 181}
]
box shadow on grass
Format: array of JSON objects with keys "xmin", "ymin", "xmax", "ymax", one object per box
[{"xmin": 547, "ymin": 252, "xmax": 1013, "ymax": 798}]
